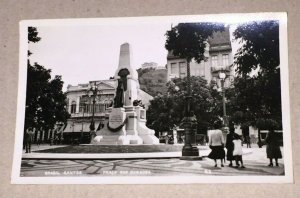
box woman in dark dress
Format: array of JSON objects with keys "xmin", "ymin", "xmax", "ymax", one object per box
[
  {"xmin": 226, "ymin": 122, "xmax": 240, "ymax": 167},
  {"xmin": 226, "ymin": 126, "xmax": 235, "ymax": 167},
  {"xmin": 265, "ymin": 129, "xmax": 282, "ymax": 167}
]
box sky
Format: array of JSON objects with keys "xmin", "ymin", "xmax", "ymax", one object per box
[
  {"xmin": 27, "ymin": 17, "xmax": 243, "ymax": 91},
  {"xmin": 29, "ymin": 22, "xmax": 172, "ymax": 91},
  {"xmin": 26, "ymin": 14, "xmax": 284, "ymax": 91}
]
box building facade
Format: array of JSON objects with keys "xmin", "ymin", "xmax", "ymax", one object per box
[
  {"xmin": 166, "ymin": 27, "xmax": 234, "ymax": 88},
  {"xmin": 63, "ymin": 79, "xmax": 153, "ymax": 143}
]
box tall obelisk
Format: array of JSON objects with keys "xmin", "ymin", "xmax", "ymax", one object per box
[
  {"xmin": 114, "ymin": 43, "xmax": 139, "ymax": 106},
  {"xmin": 92, "ymin": 43, "xmax": 159, "ymax": 145}
]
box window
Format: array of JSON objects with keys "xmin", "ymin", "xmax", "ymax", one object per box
[
  {"xmin": 79, "ymin": 96, "xmax": 88, "ymax": 113},
  {"xmin": 100, "ymin": 104, "xmax": 105, "ymax": 112},
  {"xmin": 71, "ymin": 101, "xmax": 76, "ymax": 114},
  {"xmin": 179, "ymin": 62, "xmax": 186, "ymax": 78},
  {"xmin": 222, "ymin": 54, "xmax": 229, "ymax": 66},
  {"xmin": 170, "ymin": 63, "xmax": 179, "ymax": 75},
  {"xmin": 212, "ymin": 55, "xmax": 218, "ymax": 67},
  {"xmin": 87, "ymin": 104, "xmax": 92, "ymax": 113}
]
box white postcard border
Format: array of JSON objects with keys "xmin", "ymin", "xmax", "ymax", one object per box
[{"xmin": 12, "ymin": 12, "xmax": 293, "ymax": 184}]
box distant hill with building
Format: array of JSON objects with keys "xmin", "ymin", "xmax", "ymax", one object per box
[{"xmin": 137, "ymin": 67, "xmax": 168, "ymax": 97}]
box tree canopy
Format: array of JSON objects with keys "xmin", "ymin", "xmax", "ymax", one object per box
[
  {"xmin": 233, "ymin": 20, "xmax": 279, "ymax": 76},
  {"xmin": 28, "ymin": 27, "xmax": 41, "ymax": 43},
  {"xmin": 165, "ymin": 23, "xmax": 224, "ymax": 63},
  {"xmin": 25, "ymin": 27, "xmax": 69, "ymax": 130},
  {"xmin": 231, "ymin": 20, "xmax": 281, "ymax": 130},
  {"xmin": 146, "ymin": 76, "xmax": 220, "ymax": 135}
]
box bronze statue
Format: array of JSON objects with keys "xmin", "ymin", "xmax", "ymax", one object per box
[
  {"xmin": 114, "ymin": 79, "xmax": 125, "ymax": 107},
  {"xmin": 113, "ymin": 69, "xmax": 129, "ymax": 108}
]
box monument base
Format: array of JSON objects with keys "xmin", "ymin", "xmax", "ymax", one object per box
[
  {"xmin": 92, "ymin": 127, "xmax": 145, "ymax": 145},
  {"xmin": 180, "ymin": 146, "xmax": 202, "ymax": 160},
  {"xmin": 91, "ymin": 106, "xmax": 159, "ymax": 145}
]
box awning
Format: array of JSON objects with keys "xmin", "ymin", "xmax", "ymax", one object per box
[
  {"xmin": 63, "ymin": 122, "xmax": 90, "ymax": 133},
  {"xmin": 63, "ymin": 121, "xmax": 103, "ymax": 133}
]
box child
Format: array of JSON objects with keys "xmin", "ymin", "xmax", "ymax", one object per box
[{"xmin": 233, "ymin": 134, "xmax": 245, "ymax": 168}]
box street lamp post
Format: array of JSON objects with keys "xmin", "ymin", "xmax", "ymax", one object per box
[
  {"xmin": 87, "ymin": 82, "xmax": 102, "ymax": 141},
  {"xmin": 219, "ymin": 72, "xmax": 229, "ymax": 139},
  {"xmin": 180, "ymin": 61, "xmax": 200, "ymax": 160},
  {"xmin": 71, "ymin": 122, "xmax": 75, "ymax": 144},
  {"xmin": 80, "ymin": 103, "xmax": 86, "ymax": 143}
]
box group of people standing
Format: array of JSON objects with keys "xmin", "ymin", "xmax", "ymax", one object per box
[
  {"xmin": 207, "ymin": 125, "xmax": 282, "ymax": 168},
  {"xmin": 23, "ymin": 127, "xmax": 62, "ymax": 153},
  {"xmin": 207, "ymin": 128, "xmax": 244, "ymax": 168}
]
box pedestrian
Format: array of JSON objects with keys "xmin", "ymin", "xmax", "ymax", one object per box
[
  {"xmin": 245, "ymin": 135, "xmax": 251, "ymax": 148},
  {"xmin": 54, "ymin": 132, "xmax": 60, "ymax": 145},
  {"xmin": 90, "ymin": 130, "xmax": 97, "ymax": 143},
  {"xmin": 208, "ymin": 129, "xmax": 225, "ymax": 167},
  {"xmin": 25, "ymin": 127, "xmax": 34, "ymax": 153},
  {"xmin": 164, "ymin": 135, "xmax": 169, "ymax": 144},
  {"xmin": 226, "ymin": 122, "xmax": 239, "ymax": 167},
  {"xmin": 36, "ymin": 128, "xmax": 41, "ymax": 147},
  {"xmin": 242, "ymin": 124, "xmax": 250, "ymax": 148},
  {"xmin": 233, "ymin": 134, "xmax": 245, "ymax": 168},
  {"xmin": 50, "ymin": 129, "xmax": 54, "ymax": 146},
  {"xmin": 265, "ymin": 129, "xmax": 282, "ymax": 167}
]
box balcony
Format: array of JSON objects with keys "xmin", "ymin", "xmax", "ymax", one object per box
[
  {"xmin": 209, "ymin": 44, "xmax": 231, "ymax": 52},
  {"xmin": 211, "ymin": 65, "xmax": 231, "ymax": 73},
  {"xmin": 70, "ymin": 112, "xmax": 106, "ymax": 118}
]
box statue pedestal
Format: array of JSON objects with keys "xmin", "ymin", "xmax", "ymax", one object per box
[
  {"xmin": 92, "ymin": 108, "xmax": 130, "ymax": 145},
  {"xmin": 92, "ymin": 106, "xmax": 159, "ymax": 145}
]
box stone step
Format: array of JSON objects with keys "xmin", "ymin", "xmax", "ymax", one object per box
[
  {"xmin": 101, "ymin": 136, "xmax": 119, "ymax": 140},
  {"xmin": 97, "ymin": 141, "xmax": 118, "ymax": 145},
  {"xmin": 101, "ymin": 139, "xmax": 118, "ymax": 142},
  {"xmin": 94, "ymin": 135, "xmax": 120, "ymax": 145}
]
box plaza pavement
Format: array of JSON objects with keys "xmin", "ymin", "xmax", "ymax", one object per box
[{"xmin": 20, "ymin": 143, "xmax": 285, "ymax": 177}]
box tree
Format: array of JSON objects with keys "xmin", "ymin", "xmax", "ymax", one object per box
[
  {"xmin": 146, "ymin": 76, "xmax": 217, "ymax": 135},
  {"xmin": 25, "ymin": 27, "xmax": 70, "ymax": 131},
  {"xmin": 28, "ymin": 27, "xmax": 41, "ymax": 43},
  {"xmin": 232, "ymin": 21, "xmax": 281, "ymax": 146},
  {"xmin": 165, "ymin": 23, "xmax": 224, "ymax": 63},
  {"xmin": 137, "ymin": 67, "xmax": 168, "ymax": 96},
  {"xmin": 232, "ymin": 21, "xmax": 281, "ymax": 127},
  {"xmin": 165, "ymin": 22, "xmax": 224, "ymax": 126},
  {"xmin": 28, "ymin": 27, "xmax": 41, "ymax": 56},
  {"xmin": 233, "ymin": 21, "xmax": 279, "ymax": 76}
]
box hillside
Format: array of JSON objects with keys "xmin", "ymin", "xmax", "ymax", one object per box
[{"xmin": 137, "ymin": 68, "xmax": 168, "ymax": 97}]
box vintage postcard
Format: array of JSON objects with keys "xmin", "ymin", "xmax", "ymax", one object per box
[{"xmin": 12, "ymin": 13, "xmax": 292, "ymax": 184}]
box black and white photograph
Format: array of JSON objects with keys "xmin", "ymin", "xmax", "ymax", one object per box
[{"xmin": 12, "ymin": 13, "xmax": 292, "ymax": 184}]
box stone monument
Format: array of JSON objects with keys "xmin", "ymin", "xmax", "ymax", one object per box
[{"xmin": 92, "ymin": 43, "xmax": 159, "ymax": 145}]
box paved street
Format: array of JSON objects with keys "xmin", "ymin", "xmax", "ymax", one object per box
[{"xmin": 20, "ymin": 144, "xmax": 284, "ymax": 177}]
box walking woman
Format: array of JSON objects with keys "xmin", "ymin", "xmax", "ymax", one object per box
[
  {"xmin": 208, "ymin": 129, "xmax": 225, "ymax": 167},
  {"xmin": 265, "ymin": 129, "xmax": 282, "ymax": 167},
  {"xmin": 226, "ymin": 122, "xmax": 237, "ymax": 167},
  {"xmin": 233, "ymin": 134, "xmax": 245, "ymax": 168}
]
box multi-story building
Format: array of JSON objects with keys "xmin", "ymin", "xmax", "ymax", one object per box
[
  {"xmin": 165, "ymin": 27, "xmax": 235, "ymax": 144},
  {"xmin": 166, "ymin": 27, "xmax": 234, "ymax": 87},
  {"xmin": 62, "ymin": 79, "xmax": 153, "ymax": 143}
]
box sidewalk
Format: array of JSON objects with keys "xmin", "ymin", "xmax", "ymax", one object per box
[
  {"xmin": 22, "ymin": 144, "xmax": 253, "ymax": 160},
  {"xmin": 21, "ymin": 144, "xmax": 285, "ymax": 177},
  {"xmin": 22, "ymin": 144, "xmax": 66, "ymax": 153}
]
